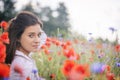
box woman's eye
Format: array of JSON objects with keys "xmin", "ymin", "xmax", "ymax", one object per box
[
  {"xmin": 29, "ymin": 35, "xmax": 34, "ymax": 38},
  {"xmin": 38, "ymin": 33, "xmax": 41, "ymax": 38}
]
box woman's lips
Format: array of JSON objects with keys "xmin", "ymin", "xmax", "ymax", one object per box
[{"xmin": 33, "ymin": 45, "xmax": 39, "ymax": 48}]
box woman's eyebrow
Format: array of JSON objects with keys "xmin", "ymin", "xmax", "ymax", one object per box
[
  {"xmin": 28, "ymin": 31, "xmax": 43, "ymax": 34},
  {"xmin": 28, "ymin": 32, "xmax": 35, "ymax": 34}
]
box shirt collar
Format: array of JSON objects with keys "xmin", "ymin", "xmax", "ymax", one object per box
[{"xmin": 15, "ymin": 50, "xmax": 33, "ymax": 61}]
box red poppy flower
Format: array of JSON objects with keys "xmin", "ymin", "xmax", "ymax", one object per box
[
  {"xmin": 90, "ymin": 49, "xmax": 95, "ymax": 55},
  {"xmin": 55, "ymin": 40, "xmax": 61, "ymax": 46},
  {"xmin": 105, "ymin": 65, "xmax": 111, "ymax": 72},
  {"xmin": 0, "ymin": 21, "xmax": 8, "ymax": 30},
  {"xmin": 76, "ymin": 54, "xmax": 80, "ymax": 60},
  {"xmin": 48, "ymin": 56, "xmax": 52, "ymax": 61},
  {"xmin": 106, "ymin": 72, "xmax": 115, "ymax": 80},
  {"xmin": 73, "ymin": 39, "xmax": 79, "ymax": 44},
  {"xmin": 50, "ymin": 73, "xmax": 55, "ymax": 79},
  {"xmin": 44, "ymin": 49, "xmax": 49, "ymax": 55},
  {"xmin": 61, "ymin": 43, "xmax": 68, "ymax": 50},
  {"xmin": 0, "ymin": 41, "xmax": 6, "ymax": 63},
  {"xmin": 61, "ymin": 60, "xmax": 76, "ymax": 76},
  {"xmin": 68, "ymin": 64, "xmax": 90, "ymax": 80},
  {"xmin": 26, "ymin": 77, "xmax": 30, "ymax": 80},
  {"xmin": 0, "ymin": 32, "xmax": 9, "ymax": 44},
  {"xmin": 45, "ymin": 41, "xmax": 51, "ymax": 48},
  {"xmin": 66, "ymin": 40, "xmax": 72, "ymax": 46},
  {"xmin": 115, "ymin": 44, "xmax": 120, "ymax": 52},
  {"xmin": 0, "ymin": 63, "xmax": 10, "ymax": 77},
  {"xmin": 41, "ymin": 45, "xmax": 47, "ymax": 49},
  {"xmin": 46, "ymin": 37, "xmax": 51, "ymax": 42},
  {"xmin": 64, "ymin": 48, "xmax": 75, "ymax": 58}
]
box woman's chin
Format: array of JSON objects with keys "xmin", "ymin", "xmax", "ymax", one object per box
[{"xmin": 32, "ymin": 49, "xmax": 39, "ymax": 52}]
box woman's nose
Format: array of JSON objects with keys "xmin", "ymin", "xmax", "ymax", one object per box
[{"xmin": 34, "ymin": 36, "xmax": 40, "ymax": 43}]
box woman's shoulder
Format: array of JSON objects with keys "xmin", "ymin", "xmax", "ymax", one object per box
[
  {"xmin": 11, "ymin": 56, "xmax": 27, "ymax": 68},
  {"xmin": 10, "ymin": 56, "xmax": 33, "ymax": 72},
  {"xmin": 12, "ymin": 55, "xmax": 32, "ymax": 66},
  {"xmin": 15, "ymin": 50, "xmax": 33, "ymax": 62}
]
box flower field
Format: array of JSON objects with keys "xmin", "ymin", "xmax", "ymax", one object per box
[
  {"xmin": 33, "ymin": 37, "xmax": 120, "ymax": 80},
  {"xmin": 0, "ymin": 21, "xmax": 120, "ymax": 80}
]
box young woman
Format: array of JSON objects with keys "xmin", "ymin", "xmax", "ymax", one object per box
[{"xmin": 5, "ymin": 11, "xmax": 46, "ymax": 80}]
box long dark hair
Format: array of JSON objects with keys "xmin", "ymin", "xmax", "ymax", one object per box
[{"xmin": 5, "ymin": 11, "xmax": 43, "ymax": 64}]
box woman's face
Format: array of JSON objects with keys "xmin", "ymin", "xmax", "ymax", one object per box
[{"xmin": 19, "ymin": 24, "xmax": 42, "ymax": 55}]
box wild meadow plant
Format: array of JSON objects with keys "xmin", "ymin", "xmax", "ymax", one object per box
[{"xmin": 33, "ymin": 37, "xmax": 120, "ymax": 80}]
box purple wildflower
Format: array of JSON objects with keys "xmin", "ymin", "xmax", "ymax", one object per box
[
  {"xmin": 2, "ymin": 78, "xmax": 9, "ymax": 80},
  {"xmin": 116, "ymin": 62, "xmax": 120, "ymax": 67},
  {"xmin": 90, "ymin": 62, "xmax": 104, "ymax": 74},
  {"xmin": 32, "ymin": 69, "xmax": 38, "ymax": 74}
]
